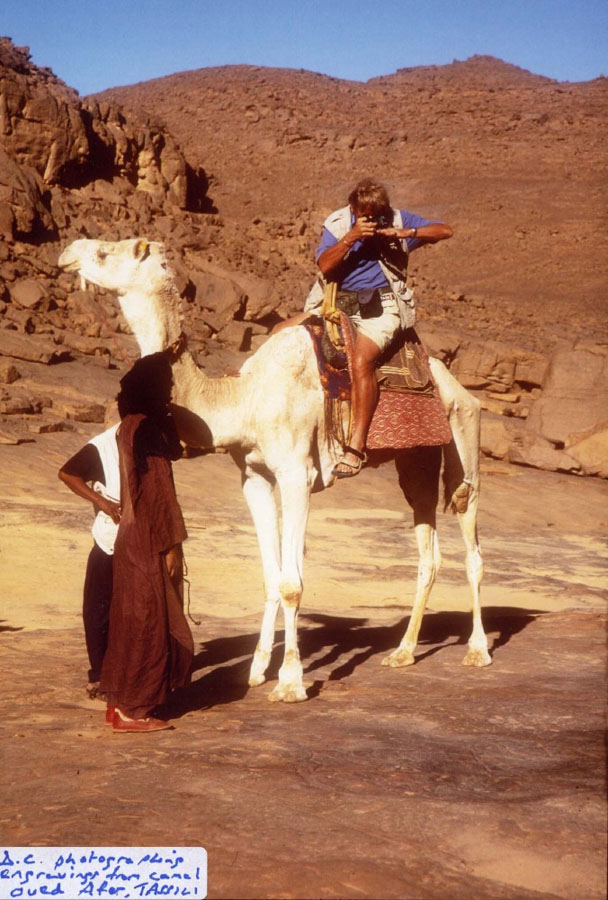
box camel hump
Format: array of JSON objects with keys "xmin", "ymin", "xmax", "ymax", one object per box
[{"xmin": 240, "ymin": 326, "xmax": 316, "ymax": 379}]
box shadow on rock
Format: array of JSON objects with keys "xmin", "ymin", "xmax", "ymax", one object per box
[
  {"xmin": 165, "ymin": 606, "xmax": 545, "ymax": 716},
  {"xmin": 0, "ymin": 619, "xmax": 25, "ymax": 635}
]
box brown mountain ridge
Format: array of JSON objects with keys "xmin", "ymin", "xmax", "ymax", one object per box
[{"xmin": 93, "ymin": 54, "xmax": 607, "ymax": 349}]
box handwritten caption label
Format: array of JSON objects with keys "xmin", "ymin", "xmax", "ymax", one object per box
[{"xmin": 0, "ymin": 847, "xmax": 207, "ymax": 899}]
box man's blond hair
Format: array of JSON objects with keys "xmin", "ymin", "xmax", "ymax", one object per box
[{"xmin": 348, "ymin": 179, "xmax": 391, "ymax": 216}]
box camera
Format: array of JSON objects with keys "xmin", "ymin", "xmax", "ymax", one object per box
[{"xmin": 366, "ymin": 213, "xmax": 391, "ymax": 229}]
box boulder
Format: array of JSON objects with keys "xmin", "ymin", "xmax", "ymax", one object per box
[
  {"xmin": 0, "ymin": 389, "xmax": 40, "ymax": 415},
  {"xmin": 68, "ymin": 289, "xmax": 104, "ymax": 319},
  {"xmin": 57, "ymin": 401, "xmax": 106, "ymax": 423},
  {"xmin": 9, "ymin": 278, "xmax": 48, "ymax": 309},
  {"xmin": 525, "ymin": 343, "xmax": 608, "ymax": 446},
  {"xmin": 0, "ymin": 360, "xmax": 20, "ymax": 383},
  {"xmin": 480, "ymin": 414, "xmax": 518, "ymax": 460},
  {"xmin": 567, "ymin": 423, "xmax": 608, "ymax": 478},
  {"xmin": 29, "ymin": 419, "xmax": 73, "ymax": 434},
  {"xmin": 448, "ymin": 341, "xmax": 549, "ymax": 393},
  {"xmin": 0, "ymin": 423, "xmax": 34, "ymax": 444},
  {"xmin": 450, "ymin": 341, "xmax": 517, "ymax": 391},
  {"xmin": 234, "ymin": 271, "xmax": 274, "ymax": 322},
  {"xmin": 0, "ymin": 148, "xmax": 55, "ymax": 239},
  {"xmin": 190, "ymin": 265, "xmax": 244, "ymax": 320},
  {"xmin": 513, "ymin": 350, "xmax": 548, "ymax": 388},
  {"xmin": 0, "ymin": 330, "xmax": 68, "ymax": 364},
  {"xmin": 61, "ymin": 332, "xmax": 107, "ymax": 357},
  {"xmin": 218, "ymin": 320, "xmax": 253, "ymax": 352},
  {"xmin": 508, "ymin": 432, "xmax": 581, "ymax": 475},
  {"xmin": 417, "ymin": 327, "xmax": 462, "ymax": 363},
  {"xmin": 4, "ymin": 307, "xmax": 35, "ymax": 332}
]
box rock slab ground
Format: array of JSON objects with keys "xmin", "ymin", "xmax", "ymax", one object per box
[{"xmin": 1, "ymin": 434, "xmax": 606, "ymax": 900}]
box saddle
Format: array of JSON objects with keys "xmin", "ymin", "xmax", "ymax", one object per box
[
  {"xmin": 303, "ymin": 285, "xmax": 452, "ymax": 451},
  {"xmin": 317, "ymin": 281, "xmax": 433, "ymax": 394}
]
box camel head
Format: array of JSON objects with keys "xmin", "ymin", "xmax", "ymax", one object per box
[{"xmin": 58, "ymin": 238, "xmax": 182, "ymax": 356}]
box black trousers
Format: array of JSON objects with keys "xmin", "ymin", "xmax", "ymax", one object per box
[{"xmin": 82, "ymin": 543, "xmax": 113, "ymax": 683}]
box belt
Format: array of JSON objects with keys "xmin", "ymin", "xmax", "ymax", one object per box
[{"xmin": 336, "ymin": 286, "xmax": 393, "ymax": 315}]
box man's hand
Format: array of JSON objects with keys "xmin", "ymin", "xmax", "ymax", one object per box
[
  {"xmin": 376, "ymin": 226, "xmax": 401, "ymax": 238},
  {"xmin": 164, "ymin": 543, "xmax": 184, "ymax": 584},
  {"xmin": 349, "ymin": 215, "xmax": 378, "ymax": 243},
  {"xmin": 59, "ymin": 468, "xmax": 122, "ymax": 523},
  {"xmin": 97, "ymin": 497, "xmax": 122, "ymax": 524}
]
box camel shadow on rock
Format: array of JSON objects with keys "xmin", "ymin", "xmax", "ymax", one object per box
[
  {"xmin": 0, "ymin": 620, "xmax": 24, "ymax": 636},
  {"xmin": 299, "ymin": 607, "xmax": 545, "ymax": 697},
  {"xmin": 165, "ymin": 606, "xmax": 544, "ymax": 716}
]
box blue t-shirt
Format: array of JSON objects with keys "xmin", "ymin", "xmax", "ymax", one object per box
[{"xmin": 316, "ymin": 208, "xmax": 438, "ymax": 292}]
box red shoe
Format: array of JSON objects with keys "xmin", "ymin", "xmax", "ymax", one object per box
[
  {"xmin": 105, "ymin": 705, "xmax": 115, "ymax": 726},
  {"xmin": 112, "ymin": 710, "xmax": 172, "ymax": 733}
]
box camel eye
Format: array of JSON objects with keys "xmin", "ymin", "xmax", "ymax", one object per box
[{"xmin": 97, "ymin": 249, "xmax": 108, "ymax": 261}]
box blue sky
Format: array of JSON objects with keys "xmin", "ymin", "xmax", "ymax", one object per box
[{"xmin": 3, "ymin": 0, "xmax": 607, "ymax": 95}]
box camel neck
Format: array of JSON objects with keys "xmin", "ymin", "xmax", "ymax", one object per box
[
  {"xmin": 170, "ymin": 351, "xmax": 249, "ymax": 449},
  {"xmin": 120, "ymin": 285, "xmax": 182, "ymax": 357}
]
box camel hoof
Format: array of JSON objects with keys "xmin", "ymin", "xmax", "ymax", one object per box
[
  {"xmin": 462, "ymin": 647, "xmax": 492, "ymax": 667},
  {"xmin": 381, "ymin": 648, "xmax": 415, "ymax": 668},
  {"xmin": 268, "ymin": 683, "xmax": 308, "ymax": 703},
  {"xmin": 248, "ymin": 673, "xmax": 266, "ymax": 687}
]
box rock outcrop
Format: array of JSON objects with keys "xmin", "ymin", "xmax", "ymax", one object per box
[{"xmin": 0, "ymin": 37, "xmax": 195, "ymax": 237}]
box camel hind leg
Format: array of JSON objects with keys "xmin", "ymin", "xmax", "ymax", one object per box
[
  {"xmin": 428, "ymin": 356, "xmax": 480, "ymax": 511},
  {"xmin": 456, "ymin": 490, "xmax": 491, "ymax": 667},
  {"xmin": 382, "ymin": 446, "xmax": 442, "ymax": 668},
  {"xmin": 428, "ymin": 357, "xmax": 490, "ymax": 665}
]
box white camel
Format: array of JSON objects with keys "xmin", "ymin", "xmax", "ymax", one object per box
[{"xmin": 59, "ymin": 238, "xmax": 491, "ymax": 703}]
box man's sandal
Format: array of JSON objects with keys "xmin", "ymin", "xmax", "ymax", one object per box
[{"xmin": 333, "ymin": 446, "xmax": 368, "ymax": 479}]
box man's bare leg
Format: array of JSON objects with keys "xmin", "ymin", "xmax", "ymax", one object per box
[{"xmin": 334, "ymin": 333, "xmax": 380, "ymax": 476}]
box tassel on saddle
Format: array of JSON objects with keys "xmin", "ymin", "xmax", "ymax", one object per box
[{"xmin": 319, "ymin": 282, "xmax": 348, "ymax": 370}]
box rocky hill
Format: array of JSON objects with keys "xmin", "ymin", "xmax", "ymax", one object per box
[
  {"xmin": 0, "ymin": 38, "xmax": 606, "ymax": 477},
  {"xmin": 95, "ymin": 55, "xmax": 608, "ymax": 349}
]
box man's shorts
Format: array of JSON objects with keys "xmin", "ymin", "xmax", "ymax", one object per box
[{"xmin": 305, "ymin": 291, "xmax": 402, "ymax": 353}]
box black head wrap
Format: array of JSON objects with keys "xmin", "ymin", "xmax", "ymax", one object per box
[{"xmin": 116, "ymin": 353, "xmax": 182, "ymax": 471}]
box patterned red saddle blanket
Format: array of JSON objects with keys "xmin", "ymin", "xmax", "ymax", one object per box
[{"xmin": 304, "ymin": 315, "xmax": 452, "ymax": 450}]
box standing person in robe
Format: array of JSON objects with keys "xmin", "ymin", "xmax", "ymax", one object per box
[
  {"xmin": 100, "ymin": 353, "xmax": 194, "ymax": 734},
  {"xmin": 59, "ymin": 425, "xmax": 121, "ymax": 700}
]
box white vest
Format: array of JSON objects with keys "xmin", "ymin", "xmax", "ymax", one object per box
[
  {"xmin": 89, "ymin": 423, "xmax": 120, "ymax": 555},
  {"xmin": 304, "ymin": 206, "xmax": 416, "ymax": 328}
]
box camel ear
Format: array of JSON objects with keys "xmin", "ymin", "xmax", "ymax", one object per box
[{"xmin": 132, "ymin": 239, "xmax": 150, "ymax": 261}]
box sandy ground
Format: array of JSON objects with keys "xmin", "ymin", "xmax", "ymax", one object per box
[{"xmin": 1, "ymin": 428, "xmax": 607, "ymax": 899}]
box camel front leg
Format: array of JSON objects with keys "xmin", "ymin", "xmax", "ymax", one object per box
[
  {"xmin": 241, "ymin": 470, "xmax": 282, "ymax": 687},
  {"xmin": 457, "ymin": 495, "xmax": 491, "ymax": 667},
  {"xmin": 382, "ymin": 523, "xmax": 440, "ymax": 667},
  {"xmin": 268, "ymin": 467, "xmax": 312, "ymax": 703}
]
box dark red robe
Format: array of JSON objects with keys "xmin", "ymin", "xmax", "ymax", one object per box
[{"xmin": 100, "ymin": 412, "xmax": 193, "ymax": 718}]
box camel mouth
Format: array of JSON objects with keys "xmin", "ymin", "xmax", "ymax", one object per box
[
  {"xmin": 57, "ymin": 253, "xmax": 97, "ymax": 292},
  {"xmin": 57, "ymin": 248, "xmax": 80, "ymax": 272}
]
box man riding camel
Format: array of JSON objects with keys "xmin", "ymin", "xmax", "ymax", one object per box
[{"xmin": 278, "ymin": 178, "xmax": 453, "ymax": 477}]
